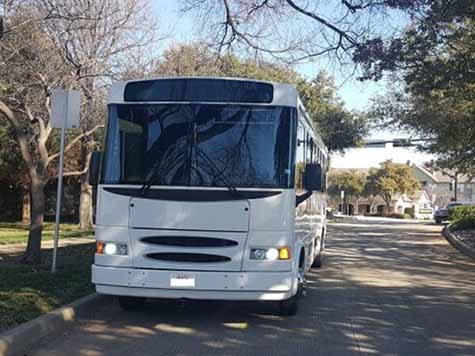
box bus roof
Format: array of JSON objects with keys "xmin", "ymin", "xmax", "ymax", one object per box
[{"xmin": 108, "ymin": 76, "xmax": 299, "ymax": 107}]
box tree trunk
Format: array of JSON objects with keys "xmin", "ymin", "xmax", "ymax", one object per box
[
  {"xmin": 21, "ymin": 189, "xmax": 31, "ymax": 224},
  {"xmin": 79, "ymin": 148, "xmax": 93, "ymax": 229},
  {"xmin": 454, "ymin": 175, "xmax": 458, "ymax": 201},
  {"xmin": 22, "ymin": 181, "xmax": 45, "ymax": 264},
  {"xmin": 385, "ymin": 193, "xmax": 391, "ymax": 214},
  {"xmin": 79, "ymin": 180, "xmax": 94, "ymax": 229}
]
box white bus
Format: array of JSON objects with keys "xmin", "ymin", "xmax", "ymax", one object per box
[{"xmin": 89, "ymin": 77, "xmax": 328, "ymax": 315}]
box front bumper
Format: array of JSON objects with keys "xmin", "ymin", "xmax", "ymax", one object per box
[{"xmin": 92, "ymin": 265, "xmax": 296, "ymax": 301}]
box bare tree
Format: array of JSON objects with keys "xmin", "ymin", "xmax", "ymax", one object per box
[
  {"xmin": 0, "ymin": 0, "xmax": 161, "ymax": 262},
  {"xmin": 0, "ymin": 11, "xmax": 101, "ymax": 263},
  {"xmin": 182, "ymin": 0, "xmax": 423, "ymax": 64},
  {"xmin": 35, "ymin": 0, "xmax": 160, "ymax": 229}
]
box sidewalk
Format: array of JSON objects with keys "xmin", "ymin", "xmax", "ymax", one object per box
[{"xmin": 332, "ymin": 214, "xmax": 432, "ymax": 224}]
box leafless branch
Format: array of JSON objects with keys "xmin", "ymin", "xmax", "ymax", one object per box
[
  {"xmin": 52, "ymin": 166, "xmax": 88, "ymax": 178},
  {"xmin": 47, "ymin": 124, "xmax": 103, "ymax": 165}
]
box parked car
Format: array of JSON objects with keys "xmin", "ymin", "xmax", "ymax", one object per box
[{"xmin": 434, "ymin": 202, "xmax": 474, "ymax": 224}]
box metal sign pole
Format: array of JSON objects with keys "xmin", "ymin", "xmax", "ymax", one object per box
[
  {"xmin": 51, "ymin": 103, "xmax": 68, "ymax": 273},
  {"xmin": 50, "ymin": 89, "xmax": 79, "ymax": 273}
]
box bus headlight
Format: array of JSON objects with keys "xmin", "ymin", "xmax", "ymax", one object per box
[
  {"xmin": 97, "ymin": 241, "xmax": 128, "ymax": 256},
  {"xmin": 250, "ymin": 247, "xmax": 291, "ymax": 260}
]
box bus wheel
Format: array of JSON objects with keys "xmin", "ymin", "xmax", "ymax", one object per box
[
  {"xmin": 277, "ymin": 254, "xmax": 303, "ymax": 316},
  {"xmin": 312, "ymin": 250, "xmax": 323, "ymax": 268},
  {"xmin": 118, "ymin": 296, "xmax": 146, "ymax": 310},
  {"xmin": 312, "ymin": 241, "xmax": 324, "ymax": 269},
  {"xmin": 277, "ymin": 295, "xmax": 298, "ymax": 316}
]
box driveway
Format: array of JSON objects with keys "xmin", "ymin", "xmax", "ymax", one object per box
[{"xmin": 30, "ymin": 219, "xmax": 475, "ymax": 356}]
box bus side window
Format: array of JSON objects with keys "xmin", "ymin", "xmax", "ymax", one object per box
[
  {"xmin": 322, "ymin": 155, "xmax": 327, "ymax": 191},
  {"xmin": 306, "ymin": 133, "xmax": 312, "ymax": 164},
  {"xmin": 295, "ymin": 122, "xmax": 305, "ymax": 189}
]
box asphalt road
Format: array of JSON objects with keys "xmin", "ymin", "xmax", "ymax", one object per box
[{"xmin": 31, "ymin": 219, "xmax": 475, "ymax": 356}]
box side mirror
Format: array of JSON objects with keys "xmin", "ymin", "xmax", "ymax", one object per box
[
  {"xmin": 88, "ymin": 151, "xmax": 102, "ymax": 186},
  {"xmin": 304, "ymin": 163, "xmax": 323, "ymax": 192}
]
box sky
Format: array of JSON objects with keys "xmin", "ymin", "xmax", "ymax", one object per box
[
  {"xmin": 155, "ymin": 1, "xmax": 383, "ymax": 110},
  {"xmin": 153, "ymin": 1, "xmax": 433, "ymax": 167}
]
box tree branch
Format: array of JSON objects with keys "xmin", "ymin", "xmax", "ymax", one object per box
[
  {"xmin": 219, "ymin": 0, "xmax": 296, "ymax": 55},
  {"xmin": 0, "ymin": 100, "xmax": 35, "ymax": 172},
  {"xmin": 286, "ymin": 0, "xmax": 357, "ymax": 48},
  {"xmin": 47, "ymin": 124, "xmax": 103, "ymax": 165},
  {"xmin": 52, "ymin": 166, "xmax": 89, "ymax": 179}
]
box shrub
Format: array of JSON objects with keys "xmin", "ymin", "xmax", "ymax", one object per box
[
  {"xmin": 404, "ymin": 207, "xmax": 415, "ymax": 218},
  {"xmin": 387, "ymin": 213, "xmax": 412, "ymax": 219},
  {"xmin": 449, "ymin": 205, "xmax": 475, "ymax": 221},
  {"xmin": 449, "ymin": 205, "xmax": 475, "ymax": 231}
]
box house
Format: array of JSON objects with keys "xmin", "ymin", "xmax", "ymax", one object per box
[
  {"xmin": 335, "ymin": 190, "xmax": 433, "ymax": 218},
  {"xmin": 328, "ymin": 166, "xmax": 435, "ymax": 218},
  {"xmin": 412, "ymin": 164, "xmax": 475, "ymax": 208}
]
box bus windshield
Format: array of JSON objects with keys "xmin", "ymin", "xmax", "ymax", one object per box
[{"xmin": 101, "ymin": 104, "xmax": 295, "ymax": 188}]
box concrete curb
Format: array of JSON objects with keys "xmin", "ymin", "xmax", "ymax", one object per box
[
  {"xmin": 443, "ymin": 226, "xmax": 475, "ymax": 260},
  {"xmin": 0, "ymin": 293, "xmax": 111, "ymax": 356},
  {"xmin": 332, "ymin": 215, "xmax": 428, "ymax": 224}
]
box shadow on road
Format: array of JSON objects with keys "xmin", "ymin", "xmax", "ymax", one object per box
[{"xmin": 32, "ymin": 221, "xmax": 475, "ymax": 356}]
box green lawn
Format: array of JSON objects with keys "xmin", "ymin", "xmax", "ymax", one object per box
[
  {"xmin": 0, "ymin": 222, "xmax": 94, "ymax": 245},
  {"xmin": 0, "ymin": 243, "xmax": 96, "ymax": 331}
]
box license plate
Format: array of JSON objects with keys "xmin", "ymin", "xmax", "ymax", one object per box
[{"xmin": 170, "ymin": 273, "xmax": 195, "ymax": 288}]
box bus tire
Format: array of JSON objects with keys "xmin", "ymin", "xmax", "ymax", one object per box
[
  {"xmin": 312, "ymin": 237, "xmax": 324, "ymax": 269},
  {"xmin": 277, "ymin": 252, "xmax": 303, "ymax": 316},
  {"xmin": 118, "ymin": 296, "xmax": 146, "ymax": 310},
  {"xmin": 277, "ymin": 295, "xmax": 298, "ymax": 316},
  {"xmin": 312, "ymin": 250, "xmax": 323, "ymax": 268}
]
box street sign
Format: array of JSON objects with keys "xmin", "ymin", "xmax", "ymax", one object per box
[
  {"xmin": 341, "ymin": 190, "xmax": 345, "ymax": 199},
  {"xmin": 50, "ymin": 89, "xmax": 80, "ymax": 129},
  {"xmin": 50, "ymin": 89, "xmax": 81, "ymax": 273}
]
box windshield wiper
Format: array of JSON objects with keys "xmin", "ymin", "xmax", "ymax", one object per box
[
  {"xmin": 139, "ymin": 150, "xmax": 185, "ymax": 196},
  {"xmin": 197, "ymin": 149, "xmax": 243, "ymax": 199},
  {"xmin": 139, "ymin": 150, "xmax": 241, "ymax": 200}
]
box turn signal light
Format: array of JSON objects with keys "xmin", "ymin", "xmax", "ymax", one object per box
[
  {"xmin": 279, "ymin": 247, "xmax": 291, "ymax": 260},
  {"xmin": 250, "ymin": 247, "xmax": 291, "ymax": 260},
  {"xmin": 97, "ymin": 241, "xmax": 104, "ymax": 254},
  {"xmin": 96, "ymin": 241, "xmax": 128, "ymax": 255}
]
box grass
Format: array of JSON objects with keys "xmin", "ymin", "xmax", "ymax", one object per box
[
  {"xmin": 0, "ymin": 243, "xmax": 96, "ymax": 331},
  {"xmin": 0, "ymin": 222, "xmax": 94, "ymax": 245}
]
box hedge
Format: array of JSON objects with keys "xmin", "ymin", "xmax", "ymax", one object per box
[
  {"xmin": 449, "ymin": 205, "xmax": 475, "ymax": 231},
  {"xmin": 387, "ymin": 213, "xmax": 412, "ymax": 220}
]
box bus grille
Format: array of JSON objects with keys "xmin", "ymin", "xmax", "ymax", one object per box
[
  {"xmin": 141, "ymin": 236, "xmax": 238, "ymax": 248},
  {"xmin": 146, "ymin": 252, "xmax": 231, "ymax": 263}
]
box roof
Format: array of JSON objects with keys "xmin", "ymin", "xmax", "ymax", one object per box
[
  {"xmin": 409, "ymin": 189, "xmax": 429, "ymax": 201},
  {"xmin": 414, "ymin": 164, "xmax": 474, "ymax": 183},
  {"xmin": 107, "ymin": 76, "xmax": 299, "ymax": 107},
  {"xmin": 329, "ymin": 168, "xmax": 370, "ymax": 175}
]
